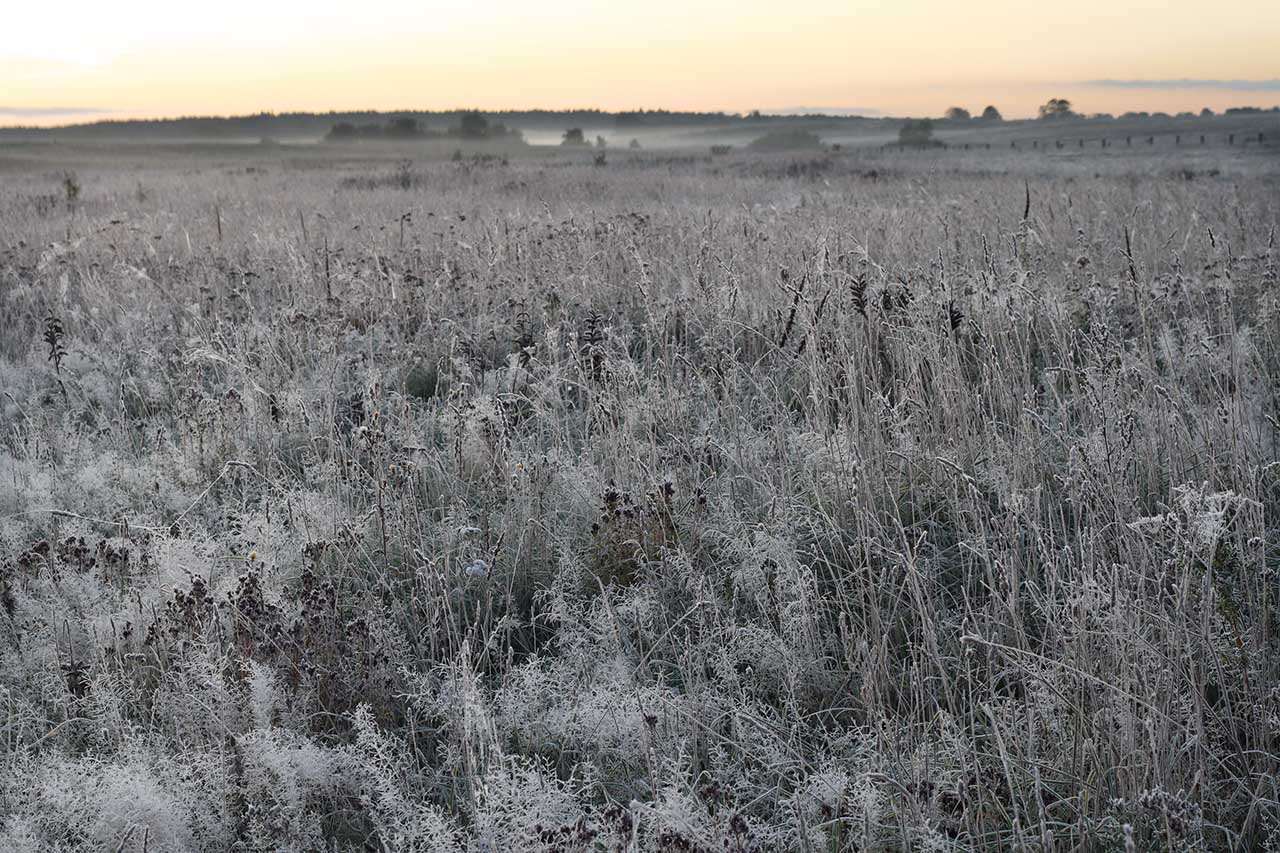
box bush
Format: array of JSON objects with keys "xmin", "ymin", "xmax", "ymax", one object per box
[
  {"xmin": 897, "ymin": 119, "xmax": 936, "ymax": 146},
  {"xmin": 458, "ymin": 111, "xmax": 489, "ymax": 139},
  {"xmin": 747, "ymin": 130, "xmax": 823, "ymax": 150}
]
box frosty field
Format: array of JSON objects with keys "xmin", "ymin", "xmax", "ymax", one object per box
[{"xmin": 2, "ymin": 140, "xmax": 1280, "ymax": 851}]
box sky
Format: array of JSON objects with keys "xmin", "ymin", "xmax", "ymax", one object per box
[{"xmin": 2, "ymin": 0, "xmax": 1278, "ymax": 125}]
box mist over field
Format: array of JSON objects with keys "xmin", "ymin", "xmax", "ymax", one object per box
[{"xmin": 3, "ymin": 3, "xmax": 1280, "ymax": 847}]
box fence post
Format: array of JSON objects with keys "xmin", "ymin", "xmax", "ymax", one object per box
[
  {"xmin": 1126, "ymin": 136, "xmax": 1131, "ymax": 146},
  {"xmin": 1228, "ymin": 134, "xmax": 1234, "ymax": 145},
  {"xmin": 1147, "ymin": 136, "xmax": 1154, "ymax": 145}
]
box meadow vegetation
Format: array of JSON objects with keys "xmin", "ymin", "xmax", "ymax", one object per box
[{"xmin": 1, "ymin": 140, "xmax": 1279, "ymax": 851}]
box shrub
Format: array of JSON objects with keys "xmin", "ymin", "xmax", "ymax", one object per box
[
  {"xmin": 897, "ymin": 119, "xmax": 936, "ymax": 146},
  {"xmin": 747, "ymin": 129, "xmax": 823, "ymax": 150}
]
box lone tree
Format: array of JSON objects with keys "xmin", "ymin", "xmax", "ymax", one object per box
[
  {"xmin": 980, "ymin": 105, "xmax": 1003, "ymax": 122},
  {"xmin": 1200, "ymin": 107, "xmax": 1214, "ymax": 118},
  {"xmin": 1038, "ymin": 98, "xmax": 1076, "ymax": 120},
  {"xmin": 898, "ymin": 119, "xmax": 935, "ymax": 146},
  {"xmin": 561, "ymin": 127, "xmax": 586, "ymax": 146},
  {"xmin": 944, "ymin": 107, "xmax": 971, "ymax": 121}
]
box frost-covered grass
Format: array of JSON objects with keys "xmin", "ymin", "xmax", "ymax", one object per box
[{"xmin": 1, "ymin": 143, "xmax": 1279, "ymax": 851}]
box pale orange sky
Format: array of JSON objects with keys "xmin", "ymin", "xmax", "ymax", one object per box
[{"xmin": 2, "ymin": 0, "xmax": 1278, "ymax": 125}]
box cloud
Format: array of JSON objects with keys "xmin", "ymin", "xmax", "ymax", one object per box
[
  {"xmin": 1085, "ymin": 79, "xmax": 1280, "ymax": 92},
  {"xmin": 0, "ymin": 57, "xmax": 113, "ymax": 82},
  {"xmin": 0, "ymin": 106, "xmax": 115, "ymax": 116}
]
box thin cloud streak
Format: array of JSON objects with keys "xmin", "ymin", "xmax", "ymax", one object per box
[
  {"xmin": 0, "ymin": 106, "xmax": 116, "ymax": 116},
  {"xmin": 1086, "ymin": 78, "xmax": 1280, "ymax": 91}
]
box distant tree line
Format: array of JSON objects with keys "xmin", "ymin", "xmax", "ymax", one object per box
[
  {"xmin": 3, "ymin": 103, "xmax": 1274, "ymax": 144},
  {"xmin": 324, "ymin": 111, "xmax": 523, "ymax": 143},
  {"xmin": 0, "ymin": 108, "xmax": 782, "ymax": 143},
  {"xmin": 609, "ymin": 109, "xmax": 762, "ymax": 127},
  {"xmin": 1030, "ymin": 99, "xmax": 1278, "ymax": 122},
  {"xmin": 933, "ymin": 100, "xmax": 1280, "ymax": 125}
]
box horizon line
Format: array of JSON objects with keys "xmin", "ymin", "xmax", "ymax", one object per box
[{"xmin": 2, "ymin": 101, "xmax": 1278, "ymax": 132}]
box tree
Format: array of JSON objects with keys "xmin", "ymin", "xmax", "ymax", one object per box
[
  {"xmin": 980, "ymin": 105, "xmax": 1003, "ymax": 122},
  {"xmin": 628, "ymin": 138, "xmax": 641, "ymax": 149},
  {"xmin": 898, "ymin": 119, "xmax": 934, "ymax": 146},
  {"xmin": 459, "ymin": 111, "xmax": 490, "ymax": 139},
  {"xmin": 384, "ymin": 117, "xmax": 420, "ymax": 139},
  {"xmin": 596, "ymin": 135, "xmax": 607, "ymax": 149},
  {"xmin": 561, "ymin": 128, "xmax": 586, "ymax": 146},
  {"xmin": 1038, "ymin": 98, "xmax": 1076, "ymax": 120},
  {"xmin": 325, "ymin": 122, "xmax": 359, "ymax": 142},
  {"xmin": 1200, "ymin": 107, "xmax": 1214, "ymax": 118},
  {"xmin": 944, "ymin": 107, "xmax": 971, "ymax": 121}
]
